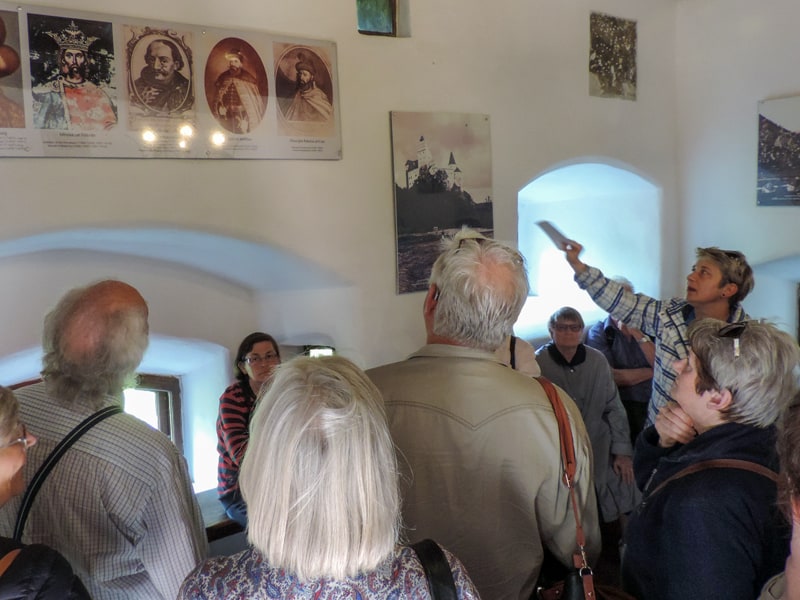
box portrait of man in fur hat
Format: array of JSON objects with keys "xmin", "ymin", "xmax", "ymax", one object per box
[
  {"xmin": 211, "ymin": 45, "xmax": 266, "ymax": 134},
  {"xmin": 284, "ymin": 52, "xmax": 333, "ymax": 122}
]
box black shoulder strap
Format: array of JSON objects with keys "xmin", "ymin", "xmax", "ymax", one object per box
[
  {"xmin": 14, "ymin": 405, "xmax": 123, "ymax": 541},
  {"xmin": 411, "ymin": 538, "xmax": 458, "ymax": 600},
  {"xmin": 605, "ymin": 325, "xmax": 616, "ymax": 347},
  {"xmin": 509, "ymin": 335, "xmax": 518, "ymax": 370},
  {"xmin": 646, "ymin": 458, "xmax": 778, "ymax": 500}
]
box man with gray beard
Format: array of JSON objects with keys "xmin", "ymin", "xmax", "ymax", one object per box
[{"xmin": 0, "ymin": 280, "xmax": 206, "ymax": 600}]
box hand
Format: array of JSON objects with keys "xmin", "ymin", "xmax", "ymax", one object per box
[
  {"xmin": 613, "ymin": 454, "xmax": 634, "ymax": 484},
  {"xmin": 654, "ymin": 403, "xmax": 697, "ymax": 447},
  {"xmin": 562, "ymin": 239, "xmax": 587, "ymax": 273}
]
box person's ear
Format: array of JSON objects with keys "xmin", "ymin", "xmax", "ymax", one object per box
[
  {"xmin": 424, "ymin": 284, "xmax": 438, "ymax": 317},
  {"xmin": 706, "ymin": 388, "xmax": 732, "ymax": 413},
  {"xmin": 791, "ymin": 494, "xmax": 800, "ymax": 524},
  {"xmin": 720, "ymin": 282, "xmax": 738, "ymax": 299}
]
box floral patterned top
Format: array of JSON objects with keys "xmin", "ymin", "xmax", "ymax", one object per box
[{"xmin": 178, "ymin": 544, "xmax": 481, "ymax": 599}]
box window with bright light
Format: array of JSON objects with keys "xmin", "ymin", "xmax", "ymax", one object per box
[
  {"xmin": 515, "ymin": 161, "xmax": 660, "ymax": 341},
  {"xmin": 123, "ymin": 374, "xmax": 183, "ymax": 453},
  {"xmin": 305, "ymin": 345, "xmax": 335, "ymax": 357}
]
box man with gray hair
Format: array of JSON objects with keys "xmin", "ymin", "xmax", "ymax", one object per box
[
  {"xmin": 368, "ymin": 230, "xmax": 599, "ymax": 600},
  {"xmin": 0, "ymin": 280, "xmax": 207, "ymax": 600}
]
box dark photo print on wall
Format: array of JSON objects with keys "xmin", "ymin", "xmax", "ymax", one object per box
[{"xmin": 589, "ymin": 11, "xmax": 637, "ymax": 101}]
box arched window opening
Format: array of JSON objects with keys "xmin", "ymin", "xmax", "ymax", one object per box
[{"xmin": 515, "ymin": 161, "xmax": 661, "ymax": 343}]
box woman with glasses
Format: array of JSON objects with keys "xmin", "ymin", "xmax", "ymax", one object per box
[
  {"xmin": 216, "ymin": 332, "xmax": 281, "ymax": 528},
  {"xmin": 0, "ymin": 386, "xmax": 89, "ymax": 598},
  {"xmin": 536, "ymin": 307, "xmax": 639, "ymax": 556},
  {"xmin": 622, "ymin": 319, "xmax": 799, "ymax": 600},
  {"xmin": 181, "ymin": 356, "xmax": 479, "ymax": 599}
]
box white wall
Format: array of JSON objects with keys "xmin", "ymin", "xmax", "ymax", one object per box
[
  {"xmin": 0, "ymin": 0, "xmax": 682, "ymax": 373},
  {"xmin": 676, "ymin": 0, "xmax": 800, "ymax": 332}
]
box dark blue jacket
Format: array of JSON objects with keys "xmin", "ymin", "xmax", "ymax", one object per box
[{"xmin": 621, "ymin": 422, "xmax": 789, "ymax": 600}]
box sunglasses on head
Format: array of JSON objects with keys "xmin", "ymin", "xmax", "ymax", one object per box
[{"xmin": 717, "ymin": 321, "xmax": 747, "ymax": 358}]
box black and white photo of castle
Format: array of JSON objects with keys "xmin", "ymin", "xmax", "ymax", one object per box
[{"xmin": 390, "ymin": 111, "xmax": 493, "ymax": 294}]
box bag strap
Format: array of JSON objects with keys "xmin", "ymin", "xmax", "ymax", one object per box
[
  {"xmin": 411, "ymin": 538, "xmax": 458, "ymax": 600},
  {"xmin": 536, "ymin": 377, "xmax": 595, "ymax": 599},
  {"xmin": 14, "ymin": 404, "xmax": 123, "ymax": 541},
  {"xmin": 510, "ymin": 335, "xmax": 517, "ymax": 370},
  {"xmin": 0, "ymin": 548, "xmax": 21, "ymax": 577},
  {"xmin": 646, "ymin": 458, "xmax": 778, "ymax": 500}
]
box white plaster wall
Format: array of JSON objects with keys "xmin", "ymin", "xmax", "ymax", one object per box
[
  {"xmin": 676, "ymin": 0, "xmax": 800, "ymax": 333},
  {"xmin": 0, "ymin": 0, "xmax": 680, "ymax": 370}
]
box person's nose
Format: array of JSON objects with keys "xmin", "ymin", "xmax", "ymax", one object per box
[{"xmin": 673, "ymin": 358, "xmax": 687, "ymax": 373}]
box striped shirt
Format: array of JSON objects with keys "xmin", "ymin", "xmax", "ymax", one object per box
[
  {"xmin": 0, "ymin": 382, "xmax": 208, "ymax": 600},
  {"xmin": 575, "ymin": 266, "xmax": 747, "ymax": 424},
  {"xmin": 216, "ymin": 381, "xmax": 255, "ymax": 497}
]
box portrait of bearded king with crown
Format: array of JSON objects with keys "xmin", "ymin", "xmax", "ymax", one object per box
[{"xmin": 28, "ymin": 15, "xmax": 117, "ymax": 131}]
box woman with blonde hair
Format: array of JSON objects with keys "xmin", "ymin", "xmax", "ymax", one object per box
[
  {"xmin": 181, "ymin": 356, "xmax": 479, "ymax": 599},
  {"xmin": 0, "ymin": 386, "xmax": 89, "ymax": 599}
]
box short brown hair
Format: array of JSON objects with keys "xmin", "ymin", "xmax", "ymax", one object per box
[{"xmin": 695, "ymin": 247, "xmax": 754, "ymax": 307}]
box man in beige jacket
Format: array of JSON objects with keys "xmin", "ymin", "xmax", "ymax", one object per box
[{"xmin": 368, "ymin": 230, "xmax": 599, "ymax": 600}]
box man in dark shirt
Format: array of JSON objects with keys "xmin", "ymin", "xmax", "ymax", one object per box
[{"xmin": 585, "ymin": 277, "xmax": 654, "ymax": 443}]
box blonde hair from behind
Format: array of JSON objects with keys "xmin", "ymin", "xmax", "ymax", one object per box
[{"xmin": 240, "ymin": 355, "xmax": 401, "ymax": 581}]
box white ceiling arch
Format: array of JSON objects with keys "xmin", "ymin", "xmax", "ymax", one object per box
[{"xmin": 0, "ymin": 227, "xmax": 349, "ymax": 292}]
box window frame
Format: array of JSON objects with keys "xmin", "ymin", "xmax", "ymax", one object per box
[{"xmin": 132, "ymin": 374, "xmax": 184, "ymax": 454}]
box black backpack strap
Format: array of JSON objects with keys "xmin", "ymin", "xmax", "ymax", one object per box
[
  {"xmin": 411, "ymin": 539, "xmax": 458, "ymax": 600},
  {"xmin": 14, "ymin": 405, "xmax": 123, "ymax": 541},
  {"xmin": 509, "ymin": 335, "xmax": 517, "ymax": 370}
]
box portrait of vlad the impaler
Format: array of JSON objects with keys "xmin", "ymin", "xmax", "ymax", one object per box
[
  {"xmin": 126, "ymin": 26, "xmax": 194, "ymax": 120},
  {"xmin": 28, "ymin": 14, "xmax": 117, "ymax": 131}
]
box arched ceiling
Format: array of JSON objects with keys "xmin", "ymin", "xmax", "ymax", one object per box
[{"xmin": 0, "ymin": 227, "xmax": 349, "ymax": 291}]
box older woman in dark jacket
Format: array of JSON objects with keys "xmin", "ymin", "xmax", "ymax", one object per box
[
  {"xmin": 622, "ymin": 319, "xmax": 798, "ymax": 600},
  {"xmin": 0, "ymin": 386, "xmax": 89, "ymax": 599}
]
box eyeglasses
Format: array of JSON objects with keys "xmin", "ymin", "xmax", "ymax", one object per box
[
  {"xmin": 717, "ymin": 321, "xmax": 747, "ymax": 358},
  {"xmin": 243, "ymin": 352, "xmax": 279, "ymax": 365},
  {"xmin": 3, "ymin": 423, "xmax": 30, "ymax": 452},
  {"xmin": 554, "ymin": 323, "xmax": 583, "ymax": 333}
]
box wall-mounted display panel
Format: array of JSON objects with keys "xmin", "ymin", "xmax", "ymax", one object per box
[{"xmin": 0, "ymin": 3, "xmax": 341, "ymax": 159}]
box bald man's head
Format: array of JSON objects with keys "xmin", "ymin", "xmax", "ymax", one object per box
[{"xmin": 42, "ymin": 280, "xmax": 149, "ymax": 408}]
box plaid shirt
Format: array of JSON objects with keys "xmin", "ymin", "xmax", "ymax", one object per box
[
  {"xmin": 575, "ymin": 266, "xmax": 747, "ymax": 424},
  {"xmin": 0, "ymin": 382, "xmax": 208, "ymax": 600}
]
